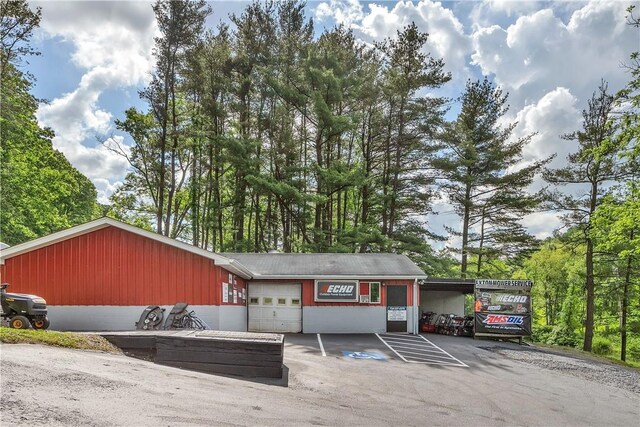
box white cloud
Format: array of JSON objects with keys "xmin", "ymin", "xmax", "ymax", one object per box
[
  {"xmin": 469, "ymin": 0, "xmax": 544, "ymax": 28},
  {"xmin": 471, "ymin": 1, "xmax": 636, "ymax": 108},
  {"xmin": 521, "ymin": 211, "xmax": 562, "ymax": 240},
  {"xmin": 315, "ymin": 0, "xmax": 364, "ymax": 27},
  {"xmin": 314, "ymin": 0, "xmax": 472, "ymax": 81},
  {"xmin": 34, "ymin": 1, "xmax": 156, "ymax": 201},
  {"xmin": 512, "ymin": 87, "xmax": 581, "ymax": 170}
]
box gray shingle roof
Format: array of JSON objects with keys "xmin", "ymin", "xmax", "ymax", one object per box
[{"xmin": 221, "ymin": 253, "xmax": 427, "ymax": 279}]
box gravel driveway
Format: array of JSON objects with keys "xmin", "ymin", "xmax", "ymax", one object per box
[
  {"xmin": 484, "ymin": 346, "xmax": 640, "ymax": 395},
  {"xmin": 1, "ymin": 336, "xmax": 638, "ymax": 426}
]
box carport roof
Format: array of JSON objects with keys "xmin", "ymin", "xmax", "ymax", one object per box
[
  {"xmin": 421, "ymin": 278, "xmax": 475, "ymax": 293},
  {"xmin": 221, "ymin": 253, "xmax": 427, "ymax": 280}
]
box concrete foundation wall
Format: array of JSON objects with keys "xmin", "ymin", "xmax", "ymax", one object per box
[
  {"xmin": 420, "ymin": 291, "xmax": 465, "ymax": 317},
  {"xmin": 303, "ymin": 306, "xmax": 386, "ymax": 333},
  {"xmin": 219, "ymin": 306, "xmax": 247, "ymax": 331},
  {"xmin": 46, "ymin": 305, "xmax": 220, "ymax": 331}
]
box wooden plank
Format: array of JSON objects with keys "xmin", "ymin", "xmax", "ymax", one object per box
[
  {"xmin": 156, "ymin": 338, "xmax": 283, "ymax": 355},
  {"xmin": 158, "ymin": 361, "xmax": 283, "ymax": 378},
  {"xmin": 102, "ymin": 335, "xmax": 156, "ymax": 350},
  {"xmin": 156, "ymin": 349, "xmax": 283, "ymax": 366}
]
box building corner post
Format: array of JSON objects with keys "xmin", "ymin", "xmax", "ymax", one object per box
[{"xmin": 413, "ymin": 278, "xmax": 419, "ymax": 335}]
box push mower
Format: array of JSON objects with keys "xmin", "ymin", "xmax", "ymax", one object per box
[
  {"xmin": 450, "ymin": 316, "xmax": 465, "ymax": 336},
  {"xmin": 135, "ymin": 302, "xmax": 209, "ymax": 330},
  {"xmin": 460, "ymin": 316, "xmax": 474, "ymax": 337},
  {"xmin": 435, "ymin": 314, "xmax": 451, "ymax": 334},
  {"xmin": 0, "ymin": 283, "xmax": 50, "ymax": 329},
  {"xmin": 419, "ymin": 311, "xmax": 437, "ymax": 333}
]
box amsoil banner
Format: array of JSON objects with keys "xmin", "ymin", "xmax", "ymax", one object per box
[{"xmin": 474, "ymin": 280, "xmax": 532, "ymax": 336}]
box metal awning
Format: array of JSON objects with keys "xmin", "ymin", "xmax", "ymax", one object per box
[{"xmin": 420, "ymin": 278, "xmax": 475, "ymax": 294}]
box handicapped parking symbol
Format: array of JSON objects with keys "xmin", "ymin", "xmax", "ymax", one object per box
[{"xmin": 342, "ymin": 351, "xmax": 387, "ymax": 361}]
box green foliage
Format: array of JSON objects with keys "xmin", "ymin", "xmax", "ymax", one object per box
[
  {"xmin": 547, "ymin": 323, "xmax": 581, "ymax": 348},
  {"xmin": 530, "ymin": 324, "xmax": 553, "ymax": 343},
  {"xmin": 628, "ymin": 338, "xmax": 640, "ymax": 360},
  {"xmin": 0, "ymin": 3, "xmax": 98, "ymax": 245},
  {"xmin": 591, "ymin": 337, "xmax": 614, "ymax": 355}
]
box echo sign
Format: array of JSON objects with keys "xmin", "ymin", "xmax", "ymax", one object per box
[{"xmin": 315, "ymin": 280, "xmax": 358, "ymax": 302}]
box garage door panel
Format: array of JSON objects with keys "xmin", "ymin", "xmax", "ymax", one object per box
[{"xmin": 248, "ymin": 283, "xmax": 301, "ymax": 333}]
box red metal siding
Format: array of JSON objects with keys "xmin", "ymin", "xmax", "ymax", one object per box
[{"xmin": 0, "ymin": 226, "xmax": 235, "ymax": 306}]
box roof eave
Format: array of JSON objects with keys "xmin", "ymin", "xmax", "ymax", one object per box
[{"xmin": 249, "ymin": 274, "xmax": 427, "ymax": 280}]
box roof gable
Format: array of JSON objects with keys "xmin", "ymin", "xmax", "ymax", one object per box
[{"xmin": 0, "ymin": 218, "xmax": 252, "ymax": 278}]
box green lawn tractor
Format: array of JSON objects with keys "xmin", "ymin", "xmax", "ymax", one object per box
[{"xmin": 1, "ymin": 283, "xmax": 50, "ymax": 329}]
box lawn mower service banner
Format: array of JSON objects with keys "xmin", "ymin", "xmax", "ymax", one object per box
[{"xmin": 474, "ymin": 279, "xmax": 532, "ymax": 336}]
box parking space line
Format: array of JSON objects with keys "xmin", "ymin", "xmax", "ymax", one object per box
[
  {"xmin": 376, "ymin": 334, "xmax": 468, "ymax": 368},
  {"xmin": 385, "ymin": 343, "xmax": 450, "ymax": 354},
  {"xmin": 375, "ymin": 333, "xmax": 408, "ymax": 362},
  {"xmin": 406, "ymin": 359, "xmax": 467, "ymax": 367},
  {"xmin": 417, "ymin": 335, "xmax": 468, "ymax": 367},
  {"xmin": 316, "ymin": 333, "xmax": 326, "ymax": 357},
  {"xmin": 377, "ymin": 334, "xmax": 420, "ymax": 343},
  {"xmin": 380, "ymin": 339, "xmax": 438, "ymax": 349},
  {"xmin": 392, "ymin": 348, "xmax": 457, "ymax": 360}
]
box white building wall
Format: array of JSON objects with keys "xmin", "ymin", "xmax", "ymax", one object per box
[
  {"xmin": 46, "ymin": 305, "xmax": 221, "ymax": 331},
  {"xmin": 219, "ymin": 306, "xmax": 247, "ymax": 331},
  {"xmin": 303, "ymin": 306, "xmax": 386, "ymax": 333},
  {"xmin": 420, "ymin": 291, "xmax": 465, "ymax": 317}
]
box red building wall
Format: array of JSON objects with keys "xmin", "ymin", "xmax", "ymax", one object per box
[
  {"xmin": 252, "ymin": 279, "xmax": 414, "ymax": 306},
  {"xmin": 0, "ymin": 226, "xmax": 242, "ymax": 306}
]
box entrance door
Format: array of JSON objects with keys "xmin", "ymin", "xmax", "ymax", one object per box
[
  {"xmin": 386, "ymin": 285, "xmax": 408, "ymax": 332},
  {"xmin": 248, "ymin": 283, "xmax": 302, "ymax": 333}
]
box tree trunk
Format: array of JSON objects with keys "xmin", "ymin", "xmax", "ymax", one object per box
[
  {"xmin": 621, "ymin": 229, "xmax": 633, "ymax": 361},
  {"xmin": 460, "ymin": 181, "xmax": 472, "ymax": 278},
  {"xmin": 583, "ymin": 177, "xmax": 599, "ymax": 352}
]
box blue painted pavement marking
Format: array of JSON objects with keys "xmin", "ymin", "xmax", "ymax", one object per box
[{"xmin": 342, "ymin": 351, "xmax": 387, "ymax": 361}]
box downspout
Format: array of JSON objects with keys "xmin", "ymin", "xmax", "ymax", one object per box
[{"xmin": 413, "ymin": 278, "xmax": 419, "ymax": 335}]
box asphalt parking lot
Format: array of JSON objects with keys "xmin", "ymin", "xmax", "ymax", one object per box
[
  {"xmin": 2, "ymin": 334, "xmax": 639, "ymax": 426},
  {"xmin": 285, "ymin": 332, "xmax": 525, "ymax": 368}
]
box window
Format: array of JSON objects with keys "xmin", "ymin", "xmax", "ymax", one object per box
[
  {"xmin": 277, "ymin": 298, "xmax": 287, "ymax": 305},
  {"xmin": 291, "ymin": 298, "xmax": 300, "ymax": 306},
  {"xmin": 263, "ymin": 297, "xmax": 273, "ymax": 305},
  {"xmin": 370, "ymin": 282, "xmax": 381, "ymax": 304},
  {"xmin": 249, "ymin": 297, "xmax": 259, "ymax": 305}
]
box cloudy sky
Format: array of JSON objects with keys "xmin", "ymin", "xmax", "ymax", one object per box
[{"xmin": 27, "ymin": 0, "xmax": 638, "ymax": 241}]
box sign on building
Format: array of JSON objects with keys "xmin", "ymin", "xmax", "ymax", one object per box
[
  {"xmin": 474, "ymin": 279, "xmax": 532, "ymax": 337},
  {"xmin": 315, "ymin": 280, "xmax": 358, "ymax": 302}
]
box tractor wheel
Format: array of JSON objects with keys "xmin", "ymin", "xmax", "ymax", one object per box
[
  {"xmin": 10, "ymin": 315, "xmax": 31, "ymax": 329},
  {"xmin": 32, "ymin": 318, "xmax": 50, "ymax": 330}
]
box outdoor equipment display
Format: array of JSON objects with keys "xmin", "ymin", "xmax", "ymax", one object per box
[
  {"xmin": 135, "ymin": 303, "xmax": 209, "ymax": 330},
  {"xmin": 420, "ymin": 311, "xmax": 436, "ymax": 333},
  {"xmin": 0, "ymin": 283, "xmax": 50, "ymax": 329},
  {"xmin": 163, "ymin": 303, "xmax": 209, "ymax": 330},
  {"xmin": 474, "ymin": 279, "xmax": 532, "ymax": 337},
  {"xmin": 136, "ymin": 306, "xmax": 165, "ymax": 330},
  {"xmin": 459, "ymin": 316, "xmax": 474, "ymax": 337}
]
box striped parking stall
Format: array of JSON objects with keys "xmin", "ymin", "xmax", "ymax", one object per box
[{"xmin": 376, "ymin": 333, "xmax": 468, "ymax": 367}]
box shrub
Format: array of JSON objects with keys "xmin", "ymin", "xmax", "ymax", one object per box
[
  {"xmin": 531, "ymin": 324, "xmax": 553, "ymax": 343},
  {"xmin": 546, "ymin": 323, "xmax": 580, "ymax": 348},
  {"xmin": 627, "ymin": 339, "xmax": 640, "ymax": 361},
  {"xmin": 591, "ymin": 337, "xmax": 613, "ymax": 355}
]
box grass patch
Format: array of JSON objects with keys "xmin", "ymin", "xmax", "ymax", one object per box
[{"xmin": 0, "ymin": 327, "xmax": 120, "ymax": 353}]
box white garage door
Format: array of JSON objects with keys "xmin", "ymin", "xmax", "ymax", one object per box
[{"xmin": 248, "ymin": 283, "xmax": 302, "ymax": 333}]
